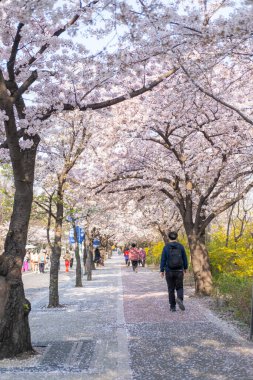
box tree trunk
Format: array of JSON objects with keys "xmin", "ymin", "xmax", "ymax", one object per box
[
  {"xmin": 85, "ymin": 234, "xmax": 93, "ymax": 281},
  {"xmin": 188, "ymin": 231, "xmax": 213, "ymax": 296},
  {"xmin": 75, "ymin": 243, "xmax": 82, "ymax": 287},
  {"xmin": 0, "ymin": 128, "xmax": 38, "ymax": 358},
  {"xmin": 86, "ymin": 247, "xmax": 93, "ymax": 281},
  {"xmin": 0, "ymin": 259, "xmax": 32, "ymax": 359},
  {"xmin": 48, "ymin": 243, "xmax": 61, "ymax": 307},
  {"xmin": 91, "ymin": 254, "xmax": 96, "ymax": 270},
  {"xmin": 160, "ymin": 230, "xmax": 169, "ymax": 244},
  {"xmin": 225, "ymin": 205, "xmax": 234, "ymax": 247},
  {"xmin": 106, "ymin": 241, "xmax": 109, "ymax": 259},
  {"xmin": 83, "ymin": 245, "xmax": 87, "ymax": 275},
  {"xmin": 48, "ymin": 182, "xmax": 64, "ymax": 307}
]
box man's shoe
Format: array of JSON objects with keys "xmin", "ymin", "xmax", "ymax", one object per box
[
  {"xmin": 176, "ymin": 298, "xmax": 185, "ymax": 311},
  {"xmin": 170, "ymin": 307, "xmax": 176, "ymax": 312}
]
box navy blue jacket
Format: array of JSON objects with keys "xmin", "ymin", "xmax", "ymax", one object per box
[{"xmin": 160, "ymin": 242, "xmax": 188, "ymax": 272}]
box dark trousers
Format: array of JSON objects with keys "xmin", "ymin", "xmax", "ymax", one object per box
[
  {"xmin": 132, "ymin": 260, "xmax": 138, "ymax": 271},
  {"xmin": 39, "ymin": 263, "xmax": 45, "ymax": 273},
  {"xmin": 165, "ymin": 271, "xmax": 184, "ymax": 308}
]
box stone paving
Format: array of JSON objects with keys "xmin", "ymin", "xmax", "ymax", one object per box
[
  {"xmin": 0, "ymin": 256, "xmax": 253, "ymax": 380},
  {"xmin": 122, "ymin": 266, "xmax": 253, "ymax": 380},
  {"xmin": 0, "ymin": 257, "xmax": 129, "ymax": 380}
]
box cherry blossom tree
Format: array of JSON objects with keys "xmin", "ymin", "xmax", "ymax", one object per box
[
  {"xmin": 0, "ymin": 0, "xmax": 180, "ymax": 357},
  {"xmin": 90, "ymin": 191, "xmax": 163, "ymax": 244},
  {"xmin": 142, "ymin": 98, "xmax": 253, "ymax": 295},
  {"xmin": 93, "ymin": 77, "xmax": 253, "ymax": 295},
  {"xmin": 34, "ymin": 111, "xmax": 92, "ymax": 304},
  {"xmin": 1, "ymin": 0, "xmax": 252, "ymax": 359},
  {"xmin": 136, "ymin": 194, "xmax": 182, "ymax": 244}
]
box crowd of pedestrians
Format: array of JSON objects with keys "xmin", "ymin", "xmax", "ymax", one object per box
[
  {"xmin": 22, "ymin": 231, "xmax": 188, "ymax": 314},
  {"xmin": 22, "ymin": 247, "xmax": 74, "ymax": 273},
  {"xmin": 22, "ymin": 245, "xmax": 107, "ymax": 274},
  {"xmin": 22, "ymin": 248, "xmax": 50, "ymax": 273},
  {"xmin": 123, "ymin": 244, "xmax": 146, "ymax": 272}
]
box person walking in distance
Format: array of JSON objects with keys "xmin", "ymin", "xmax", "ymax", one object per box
[
  {"xmin": 160, "ymin": 231, "xmax": 188, "ymax": 312},
  {"xmin": 123, "ymin": 247, "xmax": 130, "ymax": 266},
  {"xmin": 39, "ymin": 249, "xmax": 46, "ymax": 273},
  {"xmin": 139, "ymin": 247, "xmax": 146, "ymax": 267},
  {"xmin": 63, "ymin": 250, "xmax": 71, "ymax": 272},
  {"xmin": 33, "ymin": 251, "xmax": 39, "ymax": 273},
  {"xmin": 129, "ymin": 243, "xmax": 140, "ymax": 272},
  {"xmin": 22, "ymin": 251, "xmax": 30, "ymax": 272},
  {"xmin": 94, "ymin": 247, "xmax": 103, "ymax": 267}
]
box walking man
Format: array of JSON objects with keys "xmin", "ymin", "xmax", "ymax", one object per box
[{"xmin": 160, "ymin": 231, "xmax": 188, "ymax": 312}]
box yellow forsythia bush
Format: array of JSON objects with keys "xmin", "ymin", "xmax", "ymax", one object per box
[
  {"xmin": 145, "ymin": 234, "xmax": 190, "ymax": 266},
  {"xmin": 208, "ymin": 224, "xmax": 252, "ymax": 325},
  {"xmin": 208, "ymin": 225, "xmax": 253, "ymax": 278},
  {"xmin": 145, "ymin": 241, "xmax": 164, "ymax": 265}
]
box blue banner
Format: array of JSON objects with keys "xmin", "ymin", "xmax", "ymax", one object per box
[
  {"xmin": 77, "ymin": 227, "xmax": 85, "ymax": 243},
  {"xmin": 69, "ymin": 228, "xmax": 75, "ymax": 244},
  {"xmin": 69, "ymin": 226, "xmax": 85, "ymax": 244},
  {"xmin": 93, "ymin": 238, "xmax": 100, "ymax": 247}
]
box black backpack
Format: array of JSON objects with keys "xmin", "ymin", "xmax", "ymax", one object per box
[{"xmin": 167, "ymin": 246, "xmax": 183, "ymax": 270}]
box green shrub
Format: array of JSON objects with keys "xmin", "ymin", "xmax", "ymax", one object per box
[{"xmin": 213, "ymin": 273, "xmax": 252, "ymax": 325}]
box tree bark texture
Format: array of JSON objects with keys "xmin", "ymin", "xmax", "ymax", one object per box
[
  {"xmin": 91, "ymin": 254, "xmax": 96, "ymax": 270},
  {"xmin": 160, "ymin": 229, "xmax": 169, "ymax": 244},
  {"xmin": 86, "ymin": 247, "xmax": 92, "ymax": 281},
  {"xmin": 187, "ymin": 231, "xmax": 213, "ymax": 296},
  {"xmin": 48, "ymin": 183, "xmax": 64, "ymax": 307},
  {"xmin": 83, "ymin": 245, "xmax": 87, "ymax": 275},
  {"xmin": 85, "ymin": 234, "xmax": 92, "ymax": 281},
  {"xmin": 0, "ymin": 257, "xmax": 33, "ymax": 359},
  {"xmin": 0, "ymin": 105, "xmax": 38, "ymax": 358},
  {"xmin": 75, "ymin": 243, "xmax": 82, "ymax": 287}
]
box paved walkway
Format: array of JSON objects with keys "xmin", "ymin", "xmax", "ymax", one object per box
[{"xmin": 0, "ymin": 255, "xmax": 253, "ymax": 379}]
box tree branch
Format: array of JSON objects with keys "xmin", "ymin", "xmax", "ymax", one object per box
[
  {"xmin": 101, "ymin": 184, "xmax": 151, "ymax": 194},
  {"xmin": 199, "ymin": 181, "xmax": 253, "ymax": 235},
  {"xmin": 181, "ymin": 65, "xmax": 253, "ymax": 126},
  {"xmin": 33, "ymin": 200, "xmax": 57, "ymax": 220},
  {"xmin": 194, "ymin": 154, "xmax": 227, "ymax": 228},
  {"xmin": 64, "ymin": 68, "xmax": 179, "ymax": 111},
  {"xmin": 15, "ymin": 1, "xmax": 99, "ymax": 75},
  {"xmin": 12, "ymin": 71, "xmax": 38, "ymax": 101},
  {"xmin": 39, "ymin": 68, "xmax": 178, "ymax": 121},
  {"xmin": 7, "ymin": 22, "xmax": 24, "ymax": 81},
  {"xmin": 210, "ymin": 169, "xmax": 253, "ymax": 199}
]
